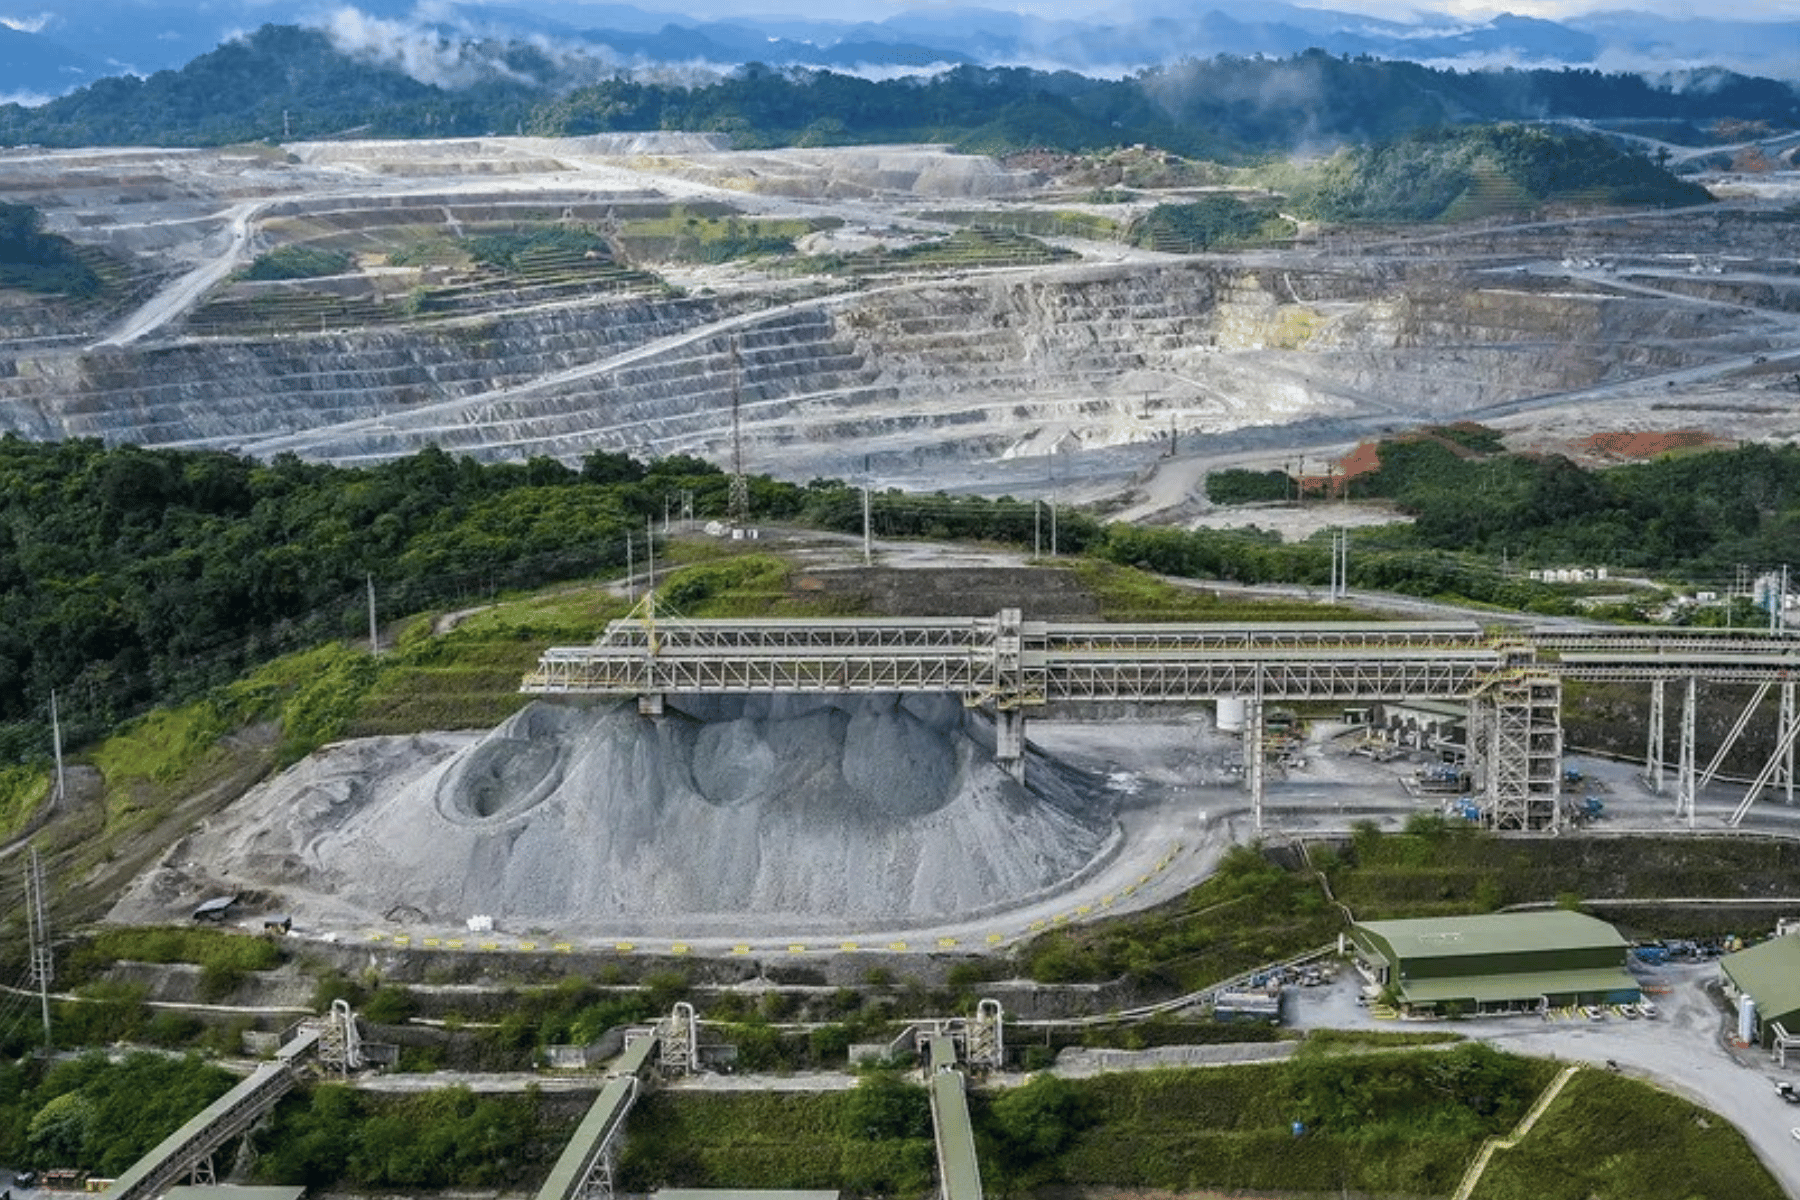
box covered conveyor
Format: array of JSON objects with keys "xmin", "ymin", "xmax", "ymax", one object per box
[
  {"xmin": 105, "ymin": 1028, "xmax": 320, "ymax": 1200},
  {"xmin": 924, "ymin": 1035, "xmax": 983, "ymax": 1200},
  {"xmin": 535, "ymin": 1031, "xmax": 661, "ymax": 1200}
]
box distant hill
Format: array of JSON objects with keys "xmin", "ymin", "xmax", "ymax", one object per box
[
  {"xmin": 1303, "ymin": 125, "xmax": 1716, "ymax": 222},
  {"xmin": 0, "ymin": 26, "xmax": 1793, "ymax": 163},
  {"xmin": 9, "ymin": 0, "xmax": 1800, "ymax": 92}
]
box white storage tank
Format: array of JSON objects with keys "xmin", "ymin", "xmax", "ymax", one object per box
[
  {"xmin": 1740, "ymin": 994, "xmax": 1758, "ymax": 1045},
  {"xmin": 1217, "ymin": 697, "xmax": 1247, "ymax": 734}
]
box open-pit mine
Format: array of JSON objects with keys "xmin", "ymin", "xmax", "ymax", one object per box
[
  {"xmin": 4, "ymin": 135, "xmax": 1800, "ymax": 520},
  {"xmin": 12, "ymin": 133, "xmax": 1800, "ymax": 948}
]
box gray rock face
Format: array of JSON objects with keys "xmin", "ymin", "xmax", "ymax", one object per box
[
  {"xmin": 111, "ymin": 696, "xmax": 1119, "ymax": 935},
  {"xmin": 0, "ymin": 257, "xmax": 1760, "ymax": 481}
]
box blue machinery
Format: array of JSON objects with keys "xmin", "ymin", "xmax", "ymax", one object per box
[{"xmin": 525, "ymin": 612, "xmax": 1800, "ymax": 831}]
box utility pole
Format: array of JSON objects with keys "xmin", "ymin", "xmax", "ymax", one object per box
[
  {"xmin": 626, "ymin": 535, "xmax": 635, "ymax": 604},
  {"xmin": 646, "ymin": 517, "xmax": 656, "ymax": 596},
  {"xmin": 1050, "ymin": 499, "xmax": 1059, "ymax": 558},
  {"xmin": 1034, "ymin": 500, "xmax": 1041, "ymax": 559},
  {"xmin": 366, "ymin": 575, "xmax": 379, "ymax": 656},
  {"xmin": 861, "ymin": 485, "xmax": 871, "ymax": 566},
  {"xmin": 26, "ymin": 847, "xmax": 51, "ymax": 1052},
  {"xmin": 49, "ymin": 692, "xmax": 64, "ymax": 805},
  {"xmin": 727, "ymin": 336, "xmax": 750, "ymax": 529}
]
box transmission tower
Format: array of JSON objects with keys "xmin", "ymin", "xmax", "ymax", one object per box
[
  {"xmin": 727, "ymin": 336, "xmax": 751, "ymax": 529},
  {"xmin": 26, "ymin": 847, "xmax": 51, "ymax": 1050}
]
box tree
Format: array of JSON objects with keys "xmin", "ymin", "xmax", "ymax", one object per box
[
  {"xmin": 840, "ymin": 1070, "xmax": 931, "ymax": 1140},
  {"xmin": 989, "ymin": 1072, "xmax": 1092, "ymax": 1160}
]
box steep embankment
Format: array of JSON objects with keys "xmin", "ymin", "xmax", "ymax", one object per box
[{"xmin": 0, "ymin": 256, "xmax": 1762, "ymax": 478}]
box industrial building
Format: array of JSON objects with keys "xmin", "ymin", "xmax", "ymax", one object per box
[
  {"xmin": 1721, "ymin": 936, "xmax": 1800, "ymax": 1061},
  {"xmin": 1348, "ymin": 911, "xmax": 1641, "ymax": 1015}
]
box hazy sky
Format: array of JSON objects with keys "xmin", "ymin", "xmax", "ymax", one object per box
[{"xmin": 666, "ymin": 0, "xmax": 1796, "ymax": 21}]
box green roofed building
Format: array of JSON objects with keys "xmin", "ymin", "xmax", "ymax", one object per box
[
  {"xmin": 1721, "ymin": 936, "xmax": 1800, "ymax": 1058},
  {"xmin": 1349, "ymin": 910, "xmax": 1640, "ymax": 1015}
]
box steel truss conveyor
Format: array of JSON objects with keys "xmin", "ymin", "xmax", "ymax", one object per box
[
  {"xmin": 105, "ymin": 1029, "xmax": 320, "ymax": 1200},
  {"xmin": 523, "ymin": 611, "xmax": 1800, "ymax": 831}
]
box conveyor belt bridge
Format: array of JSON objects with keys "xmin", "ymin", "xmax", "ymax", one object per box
[{"xmin": 524, "ymin": 611, "xmax": 1800, "ymax": 831}]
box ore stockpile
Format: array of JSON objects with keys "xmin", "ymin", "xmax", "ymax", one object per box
[{"xmin": 111, "ymin": 695, "xmax": 1120, "ymax": 936}]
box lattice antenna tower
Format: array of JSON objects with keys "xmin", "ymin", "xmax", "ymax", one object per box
[
  {"xmin": 727, "ymin": 335, "xmax": 751, "ymax": 528},
  {"xmin": 26, "ymin": 846, "xmax": 51, "ymax": 1050}
]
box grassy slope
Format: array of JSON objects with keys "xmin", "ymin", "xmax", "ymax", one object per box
[{"xmin": 1471, "ymin": 1069, "xmax": 1786, "ymax": 1200}]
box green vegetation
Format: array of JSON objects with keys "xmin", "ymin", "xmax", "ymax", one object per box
[
  {"xmin": 1, "ymin": 25, "xmax": 1781, "ymax": 192},
  {"xmin": 0, "ymin": 202, "xmax": 101, "ymax": 296},
  {"xmin": 1022, "ymin": 829, "xmax": 1800, "ymax": 988},
  {"xmin": 616, "ymin": 208, "xmax": 815, "ymax": 264},
  {"xmin": 0, "ymin": 1052, "xmax": 235, "ymax": 1174},
  {"xmin": 1046, "ymin": 1048, "xmax": 1550, "ymax": 1195},
  {"xmin": 620, "ymin": 1078, "xmax": 937, "ymax": 1194},
  {"xmin": 1300, "ymin": 124, "xmax": 1713, "ymax": 221},
  {"xmin": 1345, "ymin": 432, "xmax": 1800, "ymax": 581},
  {"xmin": 621, "ymin": 1049, "xmax": 1554, "ymax": 1197},
  {"xmin": 242, "ymin": 245, "xmax": 353, "ymax": 280},
  {"xmin": 0, "ymin": 765, "xmax": 48, "ymax": 838},
  {"xmin": 70, "ymin": 926, "xmax": 283, "ymax": 976},
  {"xmin": 1470, "ymin": 1068, "xmax": 1786, "ymax": 1200},
  {"xmin": 465, "ymin": 226, "xmax": 613, "ymax": 271},
  {"xmin": 1022, "ymin": 842, "xmax": 1339, "ymax": 989},
  {"xmin": 811, "ymin": 228, "xmax": 1076, "ymax": 275},
  {"xmin": 1206, "ymin": 467, "xmax": 1294, "ymax": 505},
  {"xmin": 253, "ymin": 1084, "xmax": 550, "ymax": 1188},
  {"xmin": 1129, "ymin": 195, "xmax": 1295, "ymax": 252}
]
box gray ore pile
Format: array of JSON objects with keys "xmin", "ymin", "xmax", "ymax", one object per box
[{"xmin": 112, "ymin": 695, "xmax": 1120, "ymax": 936}]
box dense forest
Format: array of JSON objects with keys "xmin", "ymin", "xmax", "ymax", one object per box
[
  {"xmin": 2, "ymin": 431, "xmax": 1799, "ymax": 768},
  {"xmin": 0, "ymin": 25, "xmax": 1792, "ymax": 160}
]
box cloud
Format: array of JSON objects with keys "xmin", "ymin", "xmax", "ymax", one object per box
[
  {"xmin": 0, "ymin": 11, "xmax": 49, "ymax": 34},
  {"xmin": 320, "ymin": 5, "xmax": 545, "ymax": 88}
]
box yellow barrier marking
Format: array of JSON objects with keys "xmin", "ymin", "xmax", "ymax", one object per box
[
  {"xmin": 367, "ymin": 933, "xmax": 386, "ymax": 941},
  {"xmin": 1075, "ymin": 905, "xmax": 1092, "ymax": 915},
  {"xmin": 447, "ymin": 940, "xmax": 464, "ymax": 949},
  {"xmin": 937, "ymin": 937, "xmax": 957, "ymax": 949},
  {"xmin": 1029, "ymin": 920, "xmax": 1046, "ymax": 931},
  {"xmin": 614, "ymin": 942, "xmax": 636, "ymax": 953},
  {"xmin": 986, "ymin": 933, "xmax": 1004, "ymax": 944},
  {"xmin": 1052, "ymin": 914, "xmax": 1068, "ymax": 925},
  {"xmin": 554, "ymin": 943, "xmax": 572, "ymax": 953},
  {"xmin": 672, "ymin": 943, "xmax": 690, "ymax": 955},
  {"xmin": 423, "ymin": 938, "xmax": 441, "ymax": 948},
  {"xmin": 519, "ymin": 942, "xmax": 537, "ymax": 951},
  {"xmin": 841, "ymin": 941, "xmax": 860, "ymax": 951},
  {"xmin": 1121, "ymin": 884, "xmax": 1137, "ymax": 896},
  {"xmin": 788, "ymin": 943, "xmax": 806, "ymax": 953},
  {"xmin": 479, "ymin": 941, "xmax": 498, "ymax": 950},
  {"xmin": 1138, "ymin": 874, "xmax": 1152, "ymax": 884},
  {"xmin": 393, "ymin": 936, "xmax": 410, "ymax": 946},
  {"xmin": 732, "ymin": 944, "xmax": 751, "ymax": 955},
  {"xmin": 888, "ymin": 941, "xmax": 908, "ymax": 952}
]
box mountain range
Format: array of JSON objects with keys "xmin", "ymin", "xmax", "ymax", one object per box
[{"xmin": 1, "ymin": 0, "xmax": 1795, "ymax": 102}]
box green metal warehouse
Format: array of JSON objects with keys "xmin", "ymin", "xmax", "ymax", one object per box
[
  {"xmin": 1721, "ymin": 936, "xmax": 1800, "ymax": 1061},
  {"xmin": 1348, "ymin": 910, "xmax": 1641, "ymax": 1015}
]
